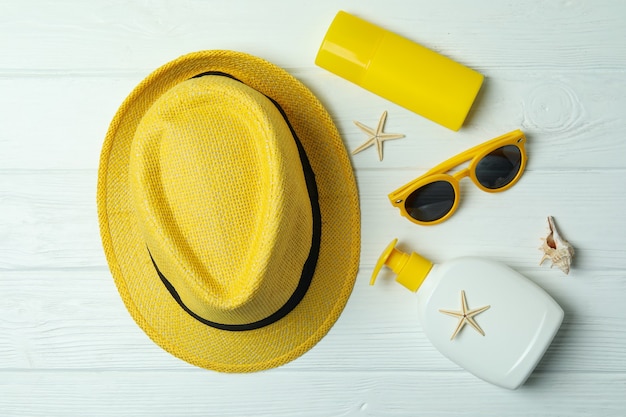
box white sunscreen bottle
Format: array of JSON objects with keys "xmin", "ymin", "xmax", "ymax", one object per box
[{"xmin": 371, "ymin": 239, "xmax": 563, "ymax": 389}]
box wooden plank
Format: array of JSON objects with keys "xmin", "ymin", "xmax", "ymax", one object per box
[
  {"xmin": 1, "ymin": 71, "xmax": 626, "ymax": 170},
  {"xmin": 0, "ymin": 169, "xmax": 622, "ymax": 271},
  {"xmin": 0, "ymin": 268, "xmax": 624, "ymax": 373},
  {"xmin": 0, "ymin": 370, "xmax": 625, "ymax": 417},
  {"xmin": 0, "ymin": 0, "xmax": 624, "ymax": 71}
]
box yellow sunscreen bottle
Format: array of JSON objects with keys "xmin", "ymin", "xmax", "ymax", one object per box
[{"xmin": 315, "ymin": 11, "xmax": 484, "ymax": 131}]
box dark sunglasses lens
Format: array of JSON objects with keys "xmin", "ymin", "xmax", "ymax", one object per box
[
  {"xmin": 475, "ymin": 145, "xmax": 522, "ymax": 189},
  {"xmin": 405, "ymin": 180, "xmax": 455, "ymax": 222}
]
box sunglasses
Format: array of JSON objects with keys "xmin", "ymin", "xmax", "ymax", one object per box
[{"xmin": 389, "ymin": 129, "xmax": 527, "ymax": 225}]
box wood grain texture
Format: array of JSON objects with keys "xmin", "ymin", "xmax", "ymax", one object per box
[
  {"xmin": 1, "ymin": 371, "xmax": 625, "ymax": 417},
  {"xmin": 1, "ymin": 0, "xmax": 626, "ymax": 415}
]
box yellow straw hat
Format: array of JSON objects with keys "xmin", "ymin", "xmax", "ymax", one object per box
[{"xmin": 97, "ymin": 51, "xmax": 361, "ymax": 372}]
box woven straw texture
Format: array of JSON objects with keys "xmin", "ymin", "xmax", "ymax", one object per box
[{"xmin": 97, "ymin": 51, "xmax": 361, "ymax": 372}]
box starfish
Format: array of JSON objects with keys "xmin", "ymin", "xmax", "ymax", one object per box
[
  {"xmin": 439, "ymin": 290, "xmax": 490, "ymax": 341},
  {"xmin": 352, "ymin": 111, "xmax": 405, "ymax": 161}
]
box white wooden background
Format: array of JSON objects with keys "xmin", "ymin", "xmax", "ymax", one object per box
[{"xmin": 1, "ymin": 0, "xmax": 625, "ymax": 415}]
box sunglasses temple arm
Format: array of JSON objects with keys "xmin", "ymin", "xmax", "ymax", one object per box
[
  {"xmin": 443, "ymin": 140, "xmax": 500, "ymax": 169},
  {"xmin": 419, "ymin": 145, "xmax": 483, "ymax": 177},
  {"xmin": 389, "ymin": 146, "xmax": 485, "ymax": 199},
  {"xmin": 423, "ymin": 132, "xmax": 524, "ymax": 177}
]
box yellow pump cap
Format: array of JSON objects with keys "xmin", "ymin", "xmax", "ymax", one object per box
[{"xmin": 370, "ymin": 239, "xmax": 433, "ymax": 292}]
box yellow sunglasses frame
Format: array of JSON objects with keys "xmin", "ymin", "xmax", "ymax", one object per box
[{"xmin": 389, "ymin": 129, "xmax": 527, "ymax": 225}]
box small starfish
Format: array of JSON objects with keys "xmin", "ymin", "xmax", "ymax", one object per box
[
  {"xmin": 352, "ymin": 111, "xmax": 405, "ymax": 161},
  {"xmin": 439, "ymin": 290, "xmax": 490, "ymax": 340}
]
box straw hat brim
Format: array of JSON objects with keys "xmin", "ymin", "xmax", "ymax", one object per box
[{"xmin": 97, "ymin": 50, "xmax": 361, "ymax": 372}]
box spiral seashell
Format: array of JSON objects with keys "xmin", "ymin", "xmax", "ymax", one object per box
[{"xmin": 539, "ymin": 216, "xmax": 575, "ymax": 275}]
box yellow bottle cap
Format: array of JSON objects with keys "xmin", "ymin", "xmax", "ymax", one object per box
[
  {"xmin": 370, "ymin": 239, "xmax": 433, "ymax": 292},
  {"xmin": 315, "ymin": 11, "xmax": 384, "ymax": 85}
]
